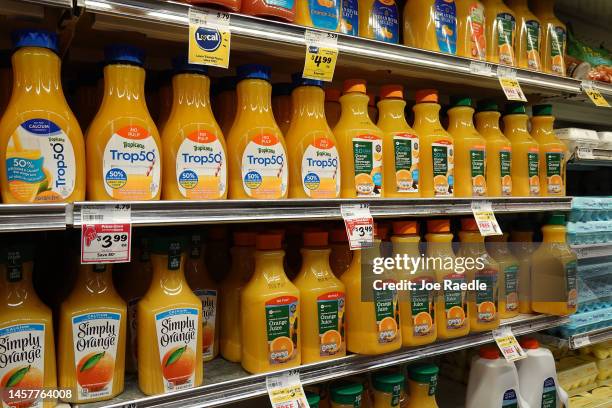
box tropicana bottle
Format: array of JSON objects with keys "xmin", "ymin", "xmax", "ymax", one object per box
[
  {"xmin": 481, "ymin": 0, "xmax": 517, "ymax": 66},
  {"xmin": 506, "ymin": 0, "xmax": 542, "ymax": 71},
  {"xmin": 530, "ymin": 104, "xmax": 567, "ymax": 197},
  {"xmin": 531, "ymin": 0, "xmax": 566, "ymax": 76},
  {"xmin": 86, "ymin": 45, "xmax": 162, "ymax": 201}
]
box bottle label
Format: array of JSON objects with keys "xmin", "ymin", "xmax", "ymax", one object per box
[
  {"xmin": 527, "ymin": 149, "xmax": 540, "ymax": 196},
  {"xmin": 5, "ymin": 119, "xmax": 76, "ymax": 202},
  {"xmin": 496, "ymin": 13, "xmax": 516, "ymax": 65},
  {"xmin": 371, "ymin": 0, "xmax": 399, "ymax": 43},
  {"xmin": 263, "ymin": 0, "xmax": 294, "ymax": 10},
  {"xmin": 566, "ymin": 260, "xmax": 577, "ymax": 309},
  {"xmin": 475, "ymin": 268, "xmax": 498, "ymax": 323},
  {"xmin": 499, "ymin": 149, "xmax": 512, "ymax": 196},
  {"xmin": 393, "ymin": 133, "xmax": 419, "ymax": 193},
  {"xmin": 503, "ymin": 389, "xmax": 519, "ymax": 408},
  {"xmin": 241, "ymin": 133, "xmax": 288, "ymax": 199},
  {"xmin": 5, "ymin": 249, "xmax": 23, "ymax": 283},
  {"xmin": 431, "ymin": 140, "xmax": 454, "ymax": 196},
  {"xmin": 504, "ymin": 264, "xmax": 519, "ymax": 312},
  {"xmin": 309, "ymin": 0, "xmax": 340, "ymax": 31},
  {"xmin": 317, "ymin": 291, "xmax": 345, "ymax": 357},
  {"xmin": 470, "ymin": 146, "xmax": 486, "ymax": 196},
  {"xmin": 0, "ymin": 324, "xmax": 46, "ymax": 408},
  {"xmin": 550, "ymin": 26, "xmax": 566, "ymax": 75},
  {"xmin": 352, "ymin": 135, "xmax": 383, "ymax": 197},
  {"xmin": 443, "ymin": 274, "xmax": 466, "ymax": 330},
  {"xmin": 391, "ymin": 383, "xmax": 401, "ymax": 406},
  {"xmin": 340, "ymin": 0, "xmax": 358, "ymax": 36},
  {"xmin": 194, "ymin": 289, "xmax": 217, "ymax": 360},
  {"xmin": 155, "ymin": 308, "xmax": 199, "ymax": 392},
  {"xmin": 428, "ymin": 372, "xmax": 438, "ymax": 396},
  {"xmin": 71, "ymin": 312, "xmax": 121, "ymax": 400},
  {"xmin": 265, "ymin": 296, "xmax": 299, "ymax": 365},
  {"xmin": 542, "ymin": 377, "xmax": 557, "ymax": 408},
  {"xmin": 545, "ymin": 150, "xmax": 563, "ymax": 195},
  {"xmin": 127, "ymin": 298, "xmax": 139, "ymax": 368},
  {"xmin": 175, "ymin": 130, "xmax": 226, "ymax": 199},
  {"xmin": 410, "ymin": 277, "xmax": 435, "ymax": 337},
  {"xmin": 103, "ymin": 125, "xmax": 160, "ymax": 200},
  {"xmin": 301, "ymin": 136, "xmax": 340, "ymax": 198},
  {"xmin": 373, "ymin": 286, "xmax": 400, "ymax": 344},
  {"xmin": 468, "ymin": 2, "xmax": 486, "ymax": 60},
  {"xmin": 434, "ymin": 0, "xmax": 457, "ymax": 54},
  {"xmin": 525, "ymin": 20, "xmax": 541, "ymax": 70}
]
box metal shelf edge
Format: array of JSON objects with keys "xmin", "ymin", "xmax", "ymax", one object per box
[
  {"xmin": 572, "ymin": 244, "xmax": 612, "ymax": 259},
  {"xmin": 569, "ymin": 327, "xmax": 612, "ymax": 349},
  {"xmin": 22, "ymin": 0, "xmax": 73, "ymax": 7},
  {"xmin": 0, "ymin": 204, "xmax": 68, "ymax": 232}
]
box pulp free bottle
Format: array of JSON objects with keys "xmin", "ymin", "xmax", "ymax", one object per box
[
  {"xmin": 329, "ymin": 227, "xmax": 353, "ymax": 277},
  {"xmin": 240, "ymin": 233, "xmax": 301, "ymax": 374},
  {"xmin": 447, "ymin": 96, "xmax": 487, "ymax": 198},
  {"xmin": 377, "ymin": 85, "xmax": 420, "ymax": 197},
  {"xmin": 403, "ymin": 0, "xmax": 458, "ymax": 55},
  {"xmin": 161, "ymin": 57, "xmax": 227, "ymax": 200},
  {"xmin": 371, "ymin": 372, "xmax": 404, "ymax": 408},
  {"xmin": 359, "ymin": 0, "xmax": 399, "ymax": 43},
  {"xmin": 531, "ymin": 0, "xmax": 566, "ymax": 76},
  {"xmin": 456, "ymin": 0, "xmax": 486, "ymax": 60},
  {"xmin": 486, "ymin": 233, "xmax": 520, "ymax": 319},
  {"xmin": 214, "ymin": 76, "xmax": 237, "ymax": 136},
  {"xmin": 333, "ymin": 79, "xmax": 385, "ymax": 198},
  {"xmin": 137, "ymin": 236, "xmax": 203, "ymax": 396},
  {"xmin": 531, "ymin": 104, "xmax": 567, "ymax": 197},
  {"xmin": 405, "ymin": 364, "xmax": 440, "ymax": 408},
  {"xmin": 510, "ymin": 224, "xmax": 535, "ymax": 314},
  {"xmin": 482, "ymin": 0, "xmax": 516, "ymax": 65},
  {"xmin": 325, "ymin": 88, "xmax": 342, "ymax": 129},
  {"xmin": 272, "ymin": 83, "xmax": 292, "ymax": 135},
  {"xmin": 0, "ymin": 29, "xmax": 85, "ymax": 203},
  {"xmin": 506, "ymin": 0, "xmax": 542, "ymax": 71},
  {"xmin": 86, "ymin": 45, "xmax": 162, "ymax": 201},
  {"xmin": 296, "ymin": 0, "xmax": 341, "ymax": 31},
  {"xmin": 227, "ymin": 65, "xmax": 288, "ymax": 199},
  {"xmin": 413, "ymin": 90, "xmax": 454, "ymax": 198}
]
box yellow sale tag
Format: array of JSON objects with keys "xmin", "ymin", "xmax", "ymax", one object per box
[
  {"xmin": 266, "ymin": 370, "xmax": 309, "ymax": 408},
  {"xmin": 303, "ymin": 30, "xmax": 338, "ymax": 82},
  {"xmin": 188, "ymin": 8, "xmax": 231, "ymax": 68},
  {"xmin": 583, "ymin": 82, "xmax": 611, "ymax": 107},
  {"xmin": 493, "ymin": 327, "xmax": 527, "ymax": 362},
  {"xmin": 471, "ymin": 201, "xmax": 502, "ymax": 236},
  {"xmin": 497, "ymin": 67, "xmax": 527, "ymax": 102}
]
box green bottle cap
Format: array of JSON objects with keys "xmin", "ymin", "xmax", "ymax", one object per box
[
  {"xmin": 372, "ymin": 373, "xmax": 405, "ymax": 393},
  {"xmin": 306, "ymin": 391, "xmax": 320, "ymax": 407},
  {"xmin": 330, "ymin": 382, "xmax": 363, "ymax": 405},
  {"xmin": 532, "ymin": 104, "xmax": 553, "ymax": 116},
  {"xmin": 450, "ymin": 95, "xmax": 473, "ymax": 107},
  {"xmin": 504, "ymin": 102, "xmax": 526, "ymax": 115},
  {"xmin": 476, "ymin": 99, "xmax": 499, "ymax": 112},
  {"xmin": 546, "ymin": 213, "xmax": 566, "ymax": 226},
  {"xmin": 149, "ymin": 235, "xmax": 187, "ymax": 254},
  {"xmin": 408, "ymin": 363, "xmax": 439, "ymax": 384}
]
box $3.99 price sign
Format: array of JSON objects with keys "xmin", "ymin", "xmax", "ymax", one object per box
[
  {"xmin": 81, "ymin": 204, "xmax": 132, "ymax": 264},
  {"xmin": 340, "ymin": 203, "xmax": 374, "ymax": 250},
  {"xmin": 303, "ymin": 30, "xmax": 338, "ymax": 82}
]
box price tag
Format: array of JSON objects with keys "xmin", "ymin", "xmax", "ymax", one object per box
[
  {"xmin": 266, "ymin": 370, "xmax": 308, "ymax": 408},
  {"xmin": 572, "ymin": 334, "xmax": 591, "ymax": 349},
  {"xmin": 497, "ymin": 67, "xmax": 527, "ymax": 102},
  {"xmin": 582, "ymin": 81, "xmax": 611, "ymax": 108},
  {"xmin": 471, "ymin": 201, "xmax": 502, "ymax": 236},
  {"xmin": 81, "ymin": 204, "xmax": 131, "ymax": 264},
  {"xmin": 493, "ymin": 326, "xmax": 527, "ymax": 362},
  {"xmin": 469, "ymin": 61, "xmax": 494, "ymax": 76},
  {"xmin": 576, "ymin": 146, "xmax": 595, "ymax": 160},
  {"xmin": 303, "ymin": 30, "xmax": 338, "ymax": 82},
  {"xmin": 341, "ymin": 203, "xmax": 374, "ymax": 250},
  {"xmin": 188, "ymin": 7, "xmax": 231, "ymax": 68}
]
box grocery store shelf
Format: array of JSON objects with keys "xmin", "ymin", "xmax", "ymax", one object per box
[
  {"xmin": 569, "ymin": 327, "xmax": 612, "ymax": 349},
  {"xmin": 0, "ymin": 203, "xmax": 68, "ymax": 233},
  {"xmin": 572, "ymin": 243, "xmax": 612, "ymax": 259},
  {"xmin": 568, "ymin": 147, "xmax": 612, "ymax": 168},
  {"xmin": 21, "ymin": 0, "xmax": 73, "ymax": 8}
]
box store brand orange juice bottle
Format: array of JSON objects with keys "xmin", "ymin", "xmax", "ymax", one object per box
[
  {"xmin": 531, "ymin": 104, "xmax": 567, "ymax": 197},
  {"xmin": 531, "ymin": 0, "xmax": 566, "ymax": 75},
  {"xmin": 510, "ymin": 225, "xmax": 534, "ymax": 314},
  {"xmin": 272, "ymin": 82, "xmax": 292, "ymax": 135},
  {"xmin": 372, "ymin": 372, "xmax": 404, "ymax": 408},
  {"xmin": 506, "ymin": 0, "xmax": 541, "ymax": 71},
  {"xmin": 86, "ymin": 45, "xmax": 162, "ymax": 201},
  {"xmin": 325, "ymin": 88, "xmax": 342, "ymax": 129},
  {"xmin": 413, "ymin": 90, "xmax": 454, "ymax": 198},
  {"xmin": 329, "ymin": 227, "xmax": 353, "ymax": 277},
  {"xmin": 475, "ymin": 100, "xmax": 512, "ymax": 197},
  {"xmin": 0, "ymin": 29, "xmax": 85, "ymax": 203},
  {"xmin": 227, "ymin": 65, "xmax": 288, "ymax": 199},
  {"xmin": 405, "ymin": 364, "xmax": 440, "ymax": 408},
  {"xmin": 359, "ymin": 0, "xmax": 399, "ymax": 43},
  {"xmin": 331, "ymin": 382, "xmax": 364, "ymax": 408},
  {"xmin": 447, "ymin": 96, "xmax": 487, "ymax": 198},
  {"xmin": 213, "ymin": 76, "xmax": 237, "ymax": 136},
  {"xmin": 296, "ymin": 0, "xmax": 341, "ymax": 30},
  {"xmin": 377, "ymin": 85, "xmax": 420, "ymax": 198},
  {"xmin": 137, "ymin": 236, "xmax": 203, "ymax": 395},
  {"xmin": 403, "ymin": 0, "xmax": 457, "ymax": 55},
  {"xmin": 482, "ymin": 0, "xmax": 516, "ymax": 65},
  {"xmin": 287, "ymin": 75, "xmax": 341, "ymax": 199},
  {"xmin": 456, "ymin": 0, "xmax": 486, "ymax": 60},
  {"xmin": 333, "ymin": 79, "xmax": 384, "ymax": 198},
  {"xmin": 486, "ymin": 233, "xmax": 519, "ymax": 319}
]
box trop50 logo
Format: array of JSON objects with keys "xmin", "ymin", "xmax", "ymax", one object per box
[{"xmin": 195, "ymin": 27, "xmax": 222, "ymax": 52}]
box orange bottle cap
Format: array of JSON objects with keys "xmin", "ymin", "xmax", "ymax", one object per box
[
  {"xmin": 233, "ymin": 231, "xmax": 256, "ymax": 247},
  {"xmin": 479, "ymin": 346, "xmax": 500, "ymax": 360},
  {"xmin": 208, "ymin": 226, "xmax": 227, "ymax": 240},
  {"xmin": 519, "ymin": 337, "xmax": 540, "ymax": 350},
  {"xmin": 415, "ymin": 89, "xmax": 438, "ymax": 103},
  {"xmin": 380, "ymin": 84, "xmax": 404, "ymax": 99},
  {"xmin": 461, "ymin": 217, "xmax": 479, "ymax": 231},
  {"xmin": 392, "ymin": 220, "xmax": 418, "ymax": 235},
  {"xmin": 303, "ymin": 231, "xmax": 328, "ymax": 247},
  {"xmin": 343, "ymin": 79, "xmax": 367, "ymax": 94},
  {"xmin": 329, "ymin": 228, "xmax": 348, "ymax": 243},
  {"xmin": 427, "ymin": 219, "xmax": 450, "ymax": 233},
  {"xmin": 367, "ymin": 93, "xmax": 376, "ymax": 106},
  {"xmin": 256, "ymin": 233, "xmax": 283, "ymax": 250},
  {"xmin": 325, "ymin": 87, "xmax": 341, "ymax": 102}
]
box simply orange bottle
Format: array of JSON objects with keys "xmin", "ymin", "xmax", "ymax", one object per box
[
  {"xmin": 86, "ymin": 45, "xmax": 162, "ymax": 201},
  {"xmin": 359, "ymin": 0, "xmax": 400, "ymax": 43},
  {"xmin": 214, "ymin": 76, "xmax": 237, "ymax": 136},
  {"xmin": 482, "ymin": 0, "xmax": 516, "ymax": 65},
  {"xmin": 325, "ymin": 88, "xmax": 342, "ymax": 129},
  {"xmin": 510, "ymin": 224, "xmax": 535, "ymax": 314},
  {"xmin": 333, "ymin": 79, "xmax": 385, "ymax": 198},
  {"xmin": 272, "ymin": 83, "xmax": 292, "ymax": 135},
  {"xmin": 506, "ymin": 0, "xmax": 542, "ymax": 71},
  {"xmin": 447, "ymin": 96, "xmax": 487, "ymax": 198},
  {"xmin": 0, "ymin": 29, "xmax": 85, "ymax": 203},
  {"xmin": 456, "ymin": 0, "xmax": 486, "ymax": 60},
  {"xmin": 161, "ymin": 58, "xmax": 227, "ymax": 200},
  {"xmin": 412, "ymin": 90, "xmax": 454, "ymax": 198},
  {"xmin": 227, "ymin": 65, "xmax": 288, "ymax": 200},
  {"xmin": 377, "ymin": 85, "xmax": 420, "ymax": 198},
  {"xmin": 403, "ymin": 0, "xmax": 457, "ymax": 55},
  {"xmin": 531, "ymin": 0, "xmax": 566, "ymax": 76},
  {"xmin": 329, "ymin": 227, "xmax": 353, "ymax": 277},
  {"xmin": 486, "ymin": 233, "xmax": 520, "ymax": 319},
  {"xmin": 530, "ymin": 104, "xmax": 567, "ymax": 197}
]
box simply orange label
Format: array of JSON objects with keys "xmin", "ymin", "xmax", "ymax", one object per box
[{"xmin": 265, "ymin": 296, "xmax": 298, "ymax": 365}]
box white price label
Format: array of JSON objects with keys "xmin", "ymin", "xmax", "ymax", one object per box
[
  {"xmin": 469, "ymin": 61, "xmax": 494, "ymax": 76},
  {"xmin": 471, "ymin": 201, "xmax": 502, "ymax": 236},
  {"xmin": 266, "ymin": 370, "xmax": 308, "ymax": 408},
  {"xmin": 340, "ymin": 203, "xmax": 374, "ymax": 250},
  {"xmin": 493, "ymin": 326, "xmax": 527, "ymax": 362},
  {"xmin": 81, "ymin": 204, "xmax": 131, "ymax": 264},
  {"xmin": 497, "ymin": 67, "xmax": 527, "ymax": 102},
  {"xmin": 576, "ymin": 146, "xmax": 595, "ymax": 159},
  {"xmin": 572, "ymin": 334, "xmax": 591, "ymax": 349}
]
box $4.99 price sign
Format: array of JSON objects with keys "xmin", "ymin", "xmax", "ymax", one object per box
[
  {"xmin": 303, "ymin": 30, "xmax": 338, "ymax": 82},
  {"xmin": 340, "ymin": 203, "xmax": 374, "ymax": 250},
  {"xmin": 81, "ymin": 204, "xmax": 131, "ymax": 264}
]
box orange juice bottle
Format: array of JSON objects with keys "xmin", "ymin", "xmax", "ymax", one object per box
[
  {"xmin": 391, "ymin": 221, "xmax": 436, "ymax": 347},
  {"xmin": 456, "ymin": 0, "xmax": 486, "ymax": 60},
  {"xmin": 359, "ymin": 0, "xmax": 399, "ymax": 43},
  {"xmin": 293, "ymin": 231, "xmax": 346, "ymax": 364},
  {"xmin": 506, "ymin": 0, "xmax": 542, "ymax": 71},
  {"xmin": 530, "ymin": 104, "xmax": 566, "ymax": 197},
  {"xmin": 340, "ymin": 0, "xmax": 359, "ymax": 36},
  {"xmin": 0, "ymin": 29, "xmax": 85, "ymax": 203},
  {"xmin": 333, "ymin": 79, "xmax": 384, "ymax": 198},
  {"xmin": 272, "ymin": 82, "xmax": 293, "ymax": 135},
  {"xmin": 377, "ymin": 85, "xmax": 420, "ymax": 198},
  {"xmin": 287, "ymin": 75, "xmax": 341, "ymax": 199},
  {"xmin": 325, "ymin": 88, "xmax": 342, "ymax": 129},
  {"xmin": 214, "ymin": 76, "xmax": 237, "ymax": 136},
  {"xmin": 330, "ymin": 382, "xmax": 364, "ymax": 408},
  {"xmin": 0, "ymin": 243, "xmax": 57, "ymax": 408},
  {"xmin": 531, "ymin": 0, "xmax": 566, "ymax": 75},
  {"xmin": 403, "ymin": 0, "xmax": 457, "ymax": 54},
  {"xmin": 412, "ymin": 90, "xmax": 454, "ymax": 198},
  {"xmin": 371, "ymin": 372, "xmax": 404, "ymax": 408},
  {"xmin": 329, "ymin": 227, "xmax": 353, "ymax": 277},
  {"xmin": 58, "ymin": 263, "xmax": 126, "ymax": 403},
  {"xmin": 296, "ymin": 0, "xmax": 341, "ymax": 30},
  {"xmin": 161, "ymin": 57, "xmax": 227, "ymax": 200},
  {"xmin": 482, "ymin": 0, "xmax": 516, "ymax": 65},
  {"xmin": 447, "ymin": 96, "xmax": 487, "ymax": 198},
  {"xmin": 486, "ymin": 233, "xmax": 520, "ymax": 319},
  {"xmin": 475, "ymin": 100, "xmax": 512, "ymax": 197},
  {"xmin": 86, "ymin": 45, "xmax": 162, "ymax": 201},
  {"xmin": 503, "ymin": 102, "xmax": 540, "ymax": 197},
  {"xmin": 510, "ymin": 224, "xmax": 534, "ymax": 314},
  {"xmin": 137, "ymin": 236, "xmax": 203, "ymax": 395},
  {"xmin": 227, "ymin": 65, "xmax": 288, "ymax": 199},
  {"xmin": 240, "ymin": 233, "xmax": 300, "ymax": 373},
  {"xmin": 405, "ymin": 364, "xmax": 440, "ymax": 408},
  {"xmin": 426, "ymin": 219, "xmax": 469, "ymax": 339}
]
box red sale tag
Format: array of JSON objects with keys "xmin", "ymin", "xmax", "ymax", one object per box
[
  {"xmin": 341, "ymin": 203, "xmax": 374, "ymax": 250},
  {"xmin": 81, "ymin": 205, "xmax": 131, "ymax": 264}
]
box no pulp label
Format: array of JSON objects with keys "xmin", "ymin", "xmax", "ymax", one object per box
[
  {"xmin": 471, "ymin": 200, "xmax": 502, "ymax": 236},
  {"xmin": 497, "ymin": 67, "xmax": 527, "ymax": 102},
  {"xmin": 188, "ymin": 7, "xmax": 231, "ymax": 68},
  {"xmin": 582, "ymin": 81, "xmax": 611, "ymax": 108},
  {"xmin": 303, "ymin": 30, "xmax": 339, "ymax": 82},
  {"xmin": 493, "ymin": 326, "xmax": 527, "ymax": 362},
  {"xmin": 266, "ymin": 370, "xmax": 309, "ymax": 408},
  {"xmin": 81, "ymin": 204, "xmax": 131, "ymax": 264},
  {"xmin": 341, "ymin": 203, "xmax": 374, "ymax": 250}
]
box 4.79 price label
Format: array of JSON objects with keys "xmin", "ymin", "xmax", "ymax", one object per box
[
  {"xmin": 81, "ymin": 204, "xmax": 131, "ymax": 264},
  {"xmin": 303, "ymin": 30, "xmax": 338, "ymax": 82}
]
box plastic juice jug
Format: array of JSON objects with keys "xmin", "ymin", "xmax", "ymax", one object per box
[
  {"xmin": 272, "ymin": 82, "xmax": 292, "ymax": 135},
  {"xmin": 372, "ymin": 372, "xmax": 403, "ymax": 407},
  {"xmin": 296, "ymin": 0, "xmax": 340, "ymax": 30},
  {"xmin": 58, "ymin": 263, "xmax": 126, "ymax": 403},
  {"xmin": 240, "ymin": 0, "xmax": 296, "ymax": 21},
  {"xmin": 506, "ymin": 0, "xmax": 542, "ymax": 71},
  {"xmin": 293, "ymin": 231, "xmax": 346, "ymax": 364},
  {"xmin": 331, "ymin": 382, "xmax": 364, "ymax": 408},
  {"xmin": 227, "ymin": 64, "xmax": 288, "ymax": 200},
  {"xmin": 161, "ymin": 58, "xmax": 227, "ymax": 200},
  {"xmin": 287, "ymin": 75, "xmax": 341, "ymax": 199},
  {"xmin": 214, "ymin": 76, "xmax": 237, "ymax": 136},
  {"xmin": 405, "ymin": 364, "xmax": 440, "ymax": 408},
  {"xmin": 333, "ymin": 79, "xmax": 385, "ymax": 198},
  {"xmin": 412, "ymin": 90, "xmax": 454, "ymax": 198},
  {"xmin": 456, "ymin": 0, "xmax": 486, "ymax": 60},
  {"xmin": 447, "ymin": 96, "xmax": 487, "ymax": 198},
  {"xmin": 475, "ymin": 100, "xmax": 512, "ymax": 197},
  {"xmin": 377, "ymin": 85, "xmax": 420, "ymax": 198},
  {"xmin": 0, "ymin": 243, "xmax": 57, "ymax": 408},
  {"xmin": 502, "ymin": 102, "xmax": 540, "ymax": 197},
  {"xmin": 485, "ymin": 233, "xmax": 520, "ymax": 319},
  {"xmin": 531, "ymin": 104, "xmax": 566, "ymax": 197},
  {"xmin": 330, "ymin": 227, "xmax": 353, "ymax": 277},
  {"xmin": 86, "ymin": 45, "xmax": 162, "ymax": 201},
  {"xmin": 403, "ymin": 0, "xmax": 457, "ymax": 55},
  {"xmin": 137, "ymin": 236, "xmax": 203, "ymax": 395},
  {"xmin": 391, "ymin": 221, "xmax": 436, "ymax": 347},
  {"xmin": 510, "ymin": 226, "xmax": 534, "ymax": 314},
  {"xmin": 426, "ymin": 219, "xmax": 469, "ymax": 339},
  {"xmin": 325, "ymin": 88, "xmax": 342, "ymax": 129},
  {"xmin": 340, "ymin": 0, "xmax": 359, "ymax": 36},
  {"xmin": 359, "ymin": 0, "xmax": 399, "ymax": 43},
  {"xmin": 0, "ymin": 29, "xmax": 85, "ymax": 203},
  {"xmin": 240, "ymin": 233, "xmax": 301, "ymax": 373},
  {"xmin": 531, "ymin": 214, "xmax": 577, "ymax": 316},
  {"xmin": 531, "ymin": 0, "xmax": 566, "ymax": 76},
  {"xmin": 482, "ymin": 0, "xmax": 516, "ymax": 65}
]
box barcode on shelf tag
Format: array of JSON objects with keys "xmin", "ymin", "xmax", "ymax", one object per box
[
  {"xmin": 471, "ymin": 201, "xmax": 502, "ymax": 236},
  {"xmin": 582, "ymin": 81, "xmax": 611, "ymax": 108},
  {"xmin": 493, "ymin": 326, "xmax": 527, "ymax": 362},
  {"xmin": 266, "ymin": 370, "xmax": 308, "ymax": 408},
  {"xmin": 188, "ymin": 7, "xmax": 231, "ymax": 68},
  {"xmin": 576, "ymin": 146, "xmax": 595, "ymax": 160},
  {"xmin": 497, "ymin": 67, "xmax": 527, "ymax": 102},
  {"xmin": 340, "ymin": 203, "xmax": 374, "ymax": 250},
  {"xmin": 81, "ymin": 204, "xmax": 131, "ymax": 264},
  {"xmin": 572, "ymin": 334, "xmax": 591, "ymax": 349},
  {"xmin": 469, "ymin": 61, "xmax": 494, "ymax": 76},
  {"xmin": 303, "ymin": 29, "xmax": 339, "ymax": 82}
]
